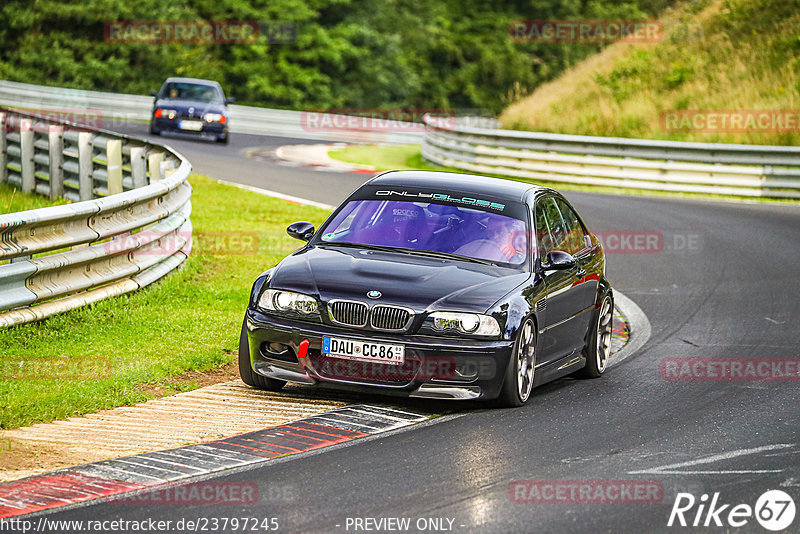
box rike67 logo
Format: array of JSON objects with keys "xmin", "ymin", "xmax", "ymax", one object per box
[{"xmin": 668, "ymin": 490, "xmax": 795, "ymax": 531}]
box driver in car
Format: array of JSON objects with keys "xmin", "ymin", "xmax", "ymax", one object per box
[{"xmin": 455, "ymin": 216, "xmax": 524, "ymax": 263}]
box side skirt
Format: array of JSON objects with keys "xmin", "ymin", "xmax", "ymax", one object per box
[{"xmin": 533, "ymin": 354, "xmax": 586, "ymax": 386}]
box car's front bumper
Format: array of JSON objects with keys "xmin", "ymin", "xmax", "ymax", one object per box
[
  {"xmin": 244, "ymin": 309, "xmax": 513, "ymax": 400},
  {"xmin": 151, "ymin": 117, "xmax": 227, "ymax": 139}
]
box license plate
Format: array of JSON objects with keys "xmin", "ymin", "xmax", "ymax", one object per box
[
  {"xmin": 179, "ymin": 120, "xmax": 203, "ymax": 131},
  {"xmin": 322, "ymin": 336, "xmax": 404, "ymax": 365}
]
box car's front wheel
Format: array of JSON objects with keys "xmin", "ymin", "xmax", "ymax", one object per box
[
  {"xmin": 496, "ymin": 318, "xmax": 536, "ymax": 407},
  {"xmin": 238, "ymin": 318, "xmax": 286, "ymax": 391},
  {"xmin": 574, "ymin": 294, "xmax": 613, "ymax": 379}
]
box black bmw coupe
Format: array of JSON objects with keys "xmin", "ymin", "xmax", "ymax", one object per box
[{"xmin": 240, "ymin": 171, "xmax": 613, "ymax": 407}]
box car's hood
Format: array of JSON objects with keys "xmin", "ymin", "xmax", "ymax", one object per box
[
  {"xmin": 154, "ymin": 99, "xmax": 225, "ymax": 114},
  {"xmin": 269, "ymin": 245, "xmax": 530, "ymax": 313}
]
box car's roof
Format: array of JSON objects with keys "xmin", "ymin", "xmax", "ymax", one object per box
[
  {"xmin": 162, "ymin": 77, "xmax": 222, "ymax": 88},
  {"xmin": 367, "ymin": 170, "xmax": 548, "ymax": 203}
]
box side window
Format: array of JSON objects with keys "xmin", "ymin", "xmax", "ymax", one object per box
[
  {"xmin": 555, "ymin": 198, "xmax": 587, "ymax": 255},
  {"xmin": 534, "ymin": 197, "xmax": 567, "ymax": 256}
]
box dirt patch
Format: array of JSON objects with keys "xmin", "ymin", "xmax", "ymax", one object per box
[
  {"xmin": 135, "ymin": 359, "xmax": 239, "ymax": 398},
  {"xmin": 0, "ymin": 360, "xmax": 241, "ymax": 482},
  {"xmin": 0, "ymin": 438, "xmax": 110, "ymax": 483}
]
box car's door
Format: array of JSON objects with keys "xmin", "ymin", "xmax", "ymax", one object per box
[
  {"xmin": 554, "ymin": 197, "xmax": 600, "ymax": 312},
  {"xmin": 534, "ymin": 196, "xmax": 589, "ymax": 362}
]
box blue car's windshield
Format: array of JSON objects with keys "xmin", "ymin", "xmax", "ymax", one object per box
[
  {"xmin": 160, "ymin": 82, "xmax": 223, "ymax": 103},
  {"xmin": 318, "ymin": 199, "xmax": 528, "ymax": 266}
]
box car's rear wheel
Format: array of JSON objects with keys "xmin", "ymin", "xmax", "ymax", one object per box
[
  {"xmin": 497, "ymin": 318, "xmax": 536, "ymax": 407},
  {"xmin": 149, "ymin": 122, "xmax": 160, "ymax": 136},
  {"xmin": 238, "ymin": 318, "xmax": 286, "ymax": 391},
  {"xmin": 574, "ymin": 294, "xmax": 613, "ymax": 379}
]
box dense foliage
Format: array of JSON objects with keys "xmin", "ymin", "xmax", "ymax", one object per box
[{"xmin": 0, "ymin": 0, "xmax": 659, "ymax": 114}]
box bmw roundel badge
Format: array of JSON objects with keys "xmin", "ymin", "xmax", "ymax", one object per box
[{"xmin": 367, "ymin": 290, "xmax": 382, "ymax": 299}]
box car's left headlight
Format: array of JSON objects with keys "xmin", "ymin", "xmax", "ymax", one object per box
[
  {"xmin": 204, "ymin": 113, "xmax": 225, "ymax": 123},
  {"xmin": 428, "ymin": 312, "xmax": 501, "ymax": 336},
  {"xmin": 258, "ymin": 289, "xmax": 318, "ymax": 316}
]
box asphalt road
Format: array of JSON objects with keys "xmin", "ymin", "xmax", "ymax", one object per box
[{"xmin": 39, "ymin": 126, "xmax": 800, "ymax": 533}]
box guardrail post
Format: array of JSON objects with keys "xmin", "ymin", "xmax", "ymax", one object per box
[
  {"xmin": 148, "ymin": 152, "xmax": 164, "ymax": 182},
  {"xmin": 0, "ymin": 113, "xmax": 7, "ymax": 184},
  {"xmin": 78, "ymin": 131, "xmax": 93, "ymax": 200},
  {"xmin": 48, "ymin": 125, "xmax": 64, "ymax": 200},
  {"xmin": 129, "ymin": 146, "xmax": 147, "ymax": 189},
  {"xmin": 106, "ymin": 139, "xmax": 123, "ymax": 195},
  {"xmin": 20, "ymin": 119, "xmax": 34, "ymax": 193}
]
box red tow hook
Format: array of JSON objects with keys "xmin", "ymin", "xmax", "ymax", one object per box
[
  {"xmin": 297, "ymin": 339, "xmax": 310, "ymax": 359},
  {"xmin": 297, "ymin": 339, "xmax": 312, "ymax": 377}
]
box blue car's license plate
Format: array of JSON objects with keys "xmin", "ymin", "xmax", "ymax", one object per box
[
  {"xmin": 178, "ymin": 120, "xmax": 203, "ymax": 131},
  {"xmin": 322, "ymin": 336, "xmax": 405, "ymax": 365}
]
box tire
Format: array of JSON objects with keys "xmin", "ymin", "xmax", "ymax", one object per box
[
  {"xmin": 217, "ymin": 133, "xmax": 229, "ymax": 145},
  {"xmin": 149, "ymin": 123, "xmax": 160, "ymax": 136},
  {"xmin": 573, "ymin": 294, "xmax": 613, "ymax": 379},
  {"xmin": 496, "ymin": 317, "xmax": 536, "ymax": 407},
  {"xmin": 238, "ymin": 318, "xmax": 286, "ymax": 391}
]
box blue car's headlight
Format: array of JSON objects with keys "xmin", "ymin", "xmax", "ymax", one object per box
[
  {"xmin": 258, "ymin": 289, "xmax": 318, "ymax": 316},
  {"xmin": 204, "ymin": 113, "xmax": 224, "ymax": 122},
  {"xmin": 428, "ymin": 312, "xmax": 501, "ymax": 336}
]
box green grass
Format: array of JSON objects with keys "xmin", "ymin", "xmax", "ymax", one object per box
[
  {"xmin": 0, "ymin": 175, "xmax": 329, "ymax": 429},
  {"xmin": 329, "ymin": 144, "xmax": 440, "ymax": 171},
  {"xmin": 328, "ymin": 144, "xmax": 800, "ymax": 204},
  {"xmin": 0, "ymin": 182, "xmax": 71, "ymax": 214}
]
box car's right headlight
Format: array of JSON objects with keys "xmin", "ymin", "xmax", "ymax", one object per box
[
  {"xmin": 428, "ymin": 311, "xmax": 501, "ymax": 336},
  {"xmin": 258, "ymin": 289, "xmax": 318, "ymax": 316}
]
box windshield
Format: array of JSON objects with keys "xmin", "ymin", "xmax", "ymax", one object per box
[
  {"xmin": 318, "ymin": 199, "xmax": 528, "ymax": 266},
  {"xmin": 160, "ymin": 82, "xmax": 223, "ymax": 103}
]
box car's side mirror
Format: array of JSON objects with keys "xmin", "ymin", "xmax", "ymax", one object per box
[
  {"xmin": 225, "ymin": 97, "xmax": 236, "ymax": 105},
  {"xmin": 541, "ymin": 250, "xmax": 575, "ymax": 271},
  {"xmin": 150, "ymin": 91, "xmax": 158, "ymax": 98},
  {"xmin": 287, "ymin": 221, "xmax": 315, "ymax": 242}
]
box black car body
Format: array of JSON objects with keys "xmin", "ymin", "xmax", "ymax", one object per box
[
  {"xmin": 149, "ymin": 77, "xmax": 232, "ymax": 143},
  {"xmin": 240, "ymin": 171, "xmax": 613, "ymax": 406}
]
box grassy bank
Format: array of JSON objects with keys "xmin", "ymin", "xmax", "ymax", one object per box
[
  {"xmin": 0, "ymin": 175, "xmax": 329, "ymax": 429},
  {"xmin": 501, "ymin": 0, "xmax": 800, "ymax": 146}
]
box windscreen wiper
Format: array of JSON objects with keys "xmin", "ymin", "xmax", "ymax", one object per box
[{"xmin": 318, "ymin": 242, "xmax": 499, "ymax": 266}]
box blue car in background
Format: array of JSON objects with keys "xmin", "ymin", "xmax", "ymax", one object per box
[{"xmin": 149, "ymin": 77, "xmax": 233, "ymax": 144}]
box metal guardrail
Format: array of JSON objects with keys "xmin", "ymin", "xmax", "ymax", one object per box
[
  {"xmin": 422, "ymin": 116, "xmax": 800, "ymax": 198},
  {"xmin": 0, "ymin": 80, "xmax": 424, "ymax": 145},
  {"xmin": 0, "ymin": 109, "xmax": 192, "ymax": 327}
]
